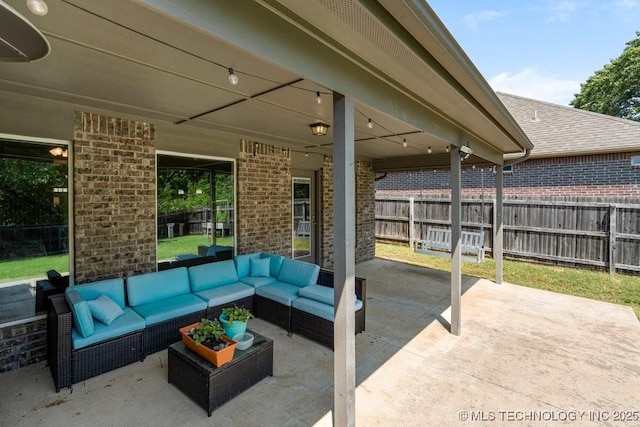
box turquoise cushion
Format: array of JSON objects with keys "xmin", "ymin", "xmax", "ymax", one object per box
[
  {"xmin": 298, "ymin": 284, "xmax": 334, "ymax": 306},
  {"xmin": 277, "ymin": 258, "xmax": 320, "ymax": 287},
  {"xmin": 87, "ymin": 294, "xmax": 125, "ymax": 325},
  {"xmin": 72, "ymin": 278, "xmax": 125, "ymax": 309},
  {"xmin": 261, "ymin": 253, "xmax": 284, "ymax": 277},
  {"xmin": 65, "ymin": 289, "xmax": 94, "ymax": 338},
  {"xmin": 189, "ymin": 259, "xmax": 238, "ymax": 291},
  {"xmin": 234, "ymin": 252, "xmax": 262, "ymax": 278},
  {"xmin": 239, "ymin": 276, "xmax": 277, "ymax": 288},
  {"xmin": 193, "ymin": 282, "xmax": 255, "ymax": 308},
  {"xmin": 255, "ymin": 281, "xmax": 301, "ymax": 306},
  {"xmin": 71, "ymin": 308, "xmax": 145, "ymax": 350},
  {"xmin": 292, "ymin": 297, "xmax": 363, "ymax": 322},
  {"xmin": 130, "ymin": 293, "xmax": 207, "ymax": 326},
  {"xmin": 127, "ymin": 267, "xmax": 191, "ymax": 306},
  {"xmin": 250, "ymin": 257, "xmax": 270, "ymax": 277}
]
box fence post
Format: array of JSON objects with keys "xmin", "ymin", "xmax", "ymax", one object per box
[
  {"xmin": 409, "ymin": 197, "xmax": 415, "ymax": 248},
  {"xmin": 609, "ymin": 205, "xmax": 617, "ymax": 274}
]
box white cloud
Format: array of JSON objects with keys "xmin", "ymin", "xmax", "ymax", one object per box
[
  {"xmin": 488, "ymin": 68, "xmax": 582, "ymax": 105},
  {"xmin": 614, "ymin": 0, "xmax": 640, "ymax": 10},
  {"xmin": 461, "ymin": 10, "xmax": 506, "ymax": 30},
  {"xmin": 544, "ymin": 1, "xmax": 581, "ymax": 22}
]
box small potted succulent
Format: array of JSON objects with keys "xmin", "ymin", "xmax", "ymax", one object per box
[
  {"xmin": 180, "ymin": 318, "xmax": 237, "ymax": 367},
  {"xmin": 219, "ymin": 305, "xmax": 253, "ymax": 337}
]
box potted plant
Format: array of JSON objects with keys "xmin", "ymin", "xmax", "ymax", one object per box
[
  {"xmin": 180, "ymin": 318, "xmax": 237, "ymax": 367},
  {"xmin": 219, "ymin": 305, "xmax": 253, "ymax": 337}
]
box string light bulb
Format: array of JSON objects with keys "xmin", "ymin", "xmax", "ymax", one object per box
[
  {"xmin": 316, "ymin": 92, "xmax": 322, "ymax": 104},
  {"xmin": 228, "ymin": 68, "xmax": 239, "ymax": 85},
  {"xmin": 402, "ymin": 139, "xmax": 408, "ymax": 148},
  {"xmin": 427, "ymin": 146, "xmax": 432, "ymax": 154},
  {"xmin": 367, "ymin": 118, "xmax": 374, "ymax": 129},
  {"xmin": 27, "ymin": 0, "xmax": 48, "ymax": 15},
  {"xmin": 446, "ymin": 145, "xmax": 450, "ymax": 153}
]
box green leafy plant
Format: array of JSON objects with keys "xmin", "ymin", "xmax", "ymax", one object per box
[
  {"xmin": 190, "ymin": 318, "xmax": 224, "ymax": 345},
  {"xmin": 221, "ymin": 305, "xmax": 253, "ymax": 324}
]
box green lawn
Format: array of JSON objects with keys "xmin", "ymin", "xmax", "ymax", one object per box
[
  {"xmin": 0, "ymin": 235, "xmax": 235, "ymax": 283},
  {"xmin": 376, "ymin": 242, "xmax": 640, "ymax": 319},
  {"xmin": 157, "ymin": 235, "xmax": 234, "ymax": 260},
  {"xmin": 0, "ymin": 254, "xmax": 69, "ymax": 282}
]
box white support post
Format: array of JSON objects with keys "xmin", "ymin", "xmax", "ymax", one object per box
[
  {"xmin": 333, "ymin": 92, "xmax": 356, "ymax": 427},
  {"xmin": 450, "ymin": 146, "xmax": 462, "ymax": 336},
  {"xmin": 495, "ymin": 165, "xmax": 504, "ymax": 284}
]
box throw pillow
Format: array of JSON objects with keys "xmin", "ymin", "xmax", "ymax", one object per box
[
  {"xmin": 87, "ymin": 294, "xmax": 125, "ymax": 325},
  {"xmin": 250, "ymin": 257, "xmax": 271, "ymax": 277},
  {"xmin": 65, "ymin": 289, "xmax": 94, "ymax": 337}
]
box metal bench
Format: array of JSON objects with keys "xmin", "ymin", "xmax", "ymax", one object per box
[
  {"xmin": 296, "ymin": 220, "xmax": 310, "ymax": 237},
  {"xmin": 414, "ymin": 226, "xmax": 485, "ymax": 263}
]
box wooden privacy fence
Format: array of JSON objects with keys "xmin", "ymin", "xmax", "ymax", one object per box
[{"xmin": 375, "ymin": 196, "xmax": 640, "ymax": 274}]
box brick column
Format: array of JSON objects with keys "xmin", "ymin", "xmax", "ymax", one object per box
[
  {"xmin": 355, "ymin": 161, "xmax": 376, "ymax": 264},
  {"xmin": 73, "ymin": 112, "xmax": 156, "ymax": 283},
  {"xmin": 320, "ymin": 157, "xmax": 376, "ymax": 269},
  {"xmin": 237, "ymin": 141, "xmax": 292, "ymax": 256}
]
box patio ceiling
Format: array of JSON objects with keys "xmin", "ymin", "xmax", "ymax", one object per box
[{"xmin": 0, "ymin": 0, "xmax": 532, "ymax": 170}]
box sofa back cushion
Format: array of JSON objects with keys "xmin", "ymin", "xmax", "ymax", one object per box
[
  {"xmin": 261, "ymin": 253, "xmax": 284, "ymax": 277},
  {"xmin": 72, "ymin": 278, "xmax": 126, "ymax": 309},
  {"xmin": 127, "ymin": 267, "xmax": 190, "ymax": 307},
  {"xmin": 277, "ymin": 258, "xmax": 320, "ymax": 287},
  {"xmin": 65, "ymin": 289, "xmax": 94, "ymax": 337},
  {"xmin": 234, "ymin": 252, "xmax": 262, "ymax": 278},
  {"xmin": 189, "ymin": 259, "xmax": 239, "ymax": 291}
]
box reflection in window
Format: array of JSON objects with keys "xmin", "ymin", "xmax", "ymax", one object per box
[
  {"xmin": 293, "ymin": 178, "xmax": 311, "ymax": 259},
  {"xmin": 157, "ymin": 154, "xmax": 235, "ymax": 264},
  {"xmin": 0, "ymin": 139, "xmax": 69, "ymax": 323}
]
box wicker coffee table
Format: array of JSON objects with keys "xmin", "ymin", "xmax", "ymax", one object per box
[{"xmin": 168, "ymin": 330, "xmax": 273, "ymax": 416}]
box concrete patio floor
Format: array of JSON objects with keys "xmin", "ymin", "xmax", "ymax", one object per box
[{"xmin": 1, "ymin": 258, "xmax": 639, "ymax": 426}]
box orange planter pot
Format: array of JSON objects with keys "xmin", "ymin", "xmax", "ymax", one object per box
[{"xmin": 179, "ymin": 322, "xmax": 237, "ymax": 367}]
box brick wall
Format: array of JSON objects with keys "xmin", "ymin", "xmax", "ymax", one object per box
[
  {"xmin": 376, "ymin": 152, "xmax": 640, "ymax": 199},
  {"xmin": 73, "ymin": 112, "xmax": 157, "ymax": 282},
  {"xmin": 356, "ymin": 161, "xmax": 376, "ymax": 264},
  {"xmin": 320, "ymin": 157, "xmax": 376, "ymax": 269},
  {"xmin": 237, "ymin": 141, "xmax": 292, "ymax": 256},
  {"xmin": 321, "ymin": 156, "xmax": 334, "ymax": 269},
  {"xmin": 0, "ymin": 318, "xmax": 47, "ymax": 373}
]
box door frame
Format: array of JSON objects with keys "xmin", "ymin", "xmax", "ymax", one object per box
[{"xmin": 292, "ymin": 169, "xmax": 319, "ymax": 264}]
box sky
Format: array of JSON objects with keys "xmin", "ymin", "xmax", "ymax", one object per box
[{"xmin": 427, "ymin": 1, "xmax": 640, "ymax": 106}]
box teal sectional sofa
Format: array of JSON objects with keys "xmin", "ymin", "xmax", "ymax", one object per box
[{"xmin": 48, "ymin": 253, "xmax": 366, "ymax": 391}]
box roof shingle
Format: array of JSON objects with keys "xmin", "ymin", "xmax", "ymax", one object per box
[{"xmin": 497, "ymin": 92, "xmax": 640, "ymax": 158}]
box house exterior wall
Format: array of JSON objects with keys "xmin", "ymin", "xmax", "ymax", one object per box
[
  {"xmin": 0, "ymin": 319, "xmax": 47, "ymax": 373},
  {"xmin": 375, "ymin": 152, "xmax": 640, "ymax": 199},
  {"xmin": 73, "ymin": 112, "xmax": 157, "ymax": 283},
  {"xmin": 237, "ymin": 141, "xmax": 292, "ymax": 257}
]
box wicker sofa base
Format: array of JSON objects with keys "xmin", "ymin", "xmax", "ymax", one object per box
[
  {"xmin": 73, "ymin": 331, "xmax": 144, "ymax": 384},
  {"xmin": 290, "ymin": 307, "xmax": 365, "ymax": 349},
  {"xmin": 143, "ymin": 310, "xmax": 206, "ymax": 356},
  {"xmin": 253, "ymin": 295, "xmax": 291, "ymax": 331}
]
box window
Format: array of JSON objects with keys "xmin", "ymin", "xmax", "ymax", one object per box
[
  {"xmin": 156, "ymin": 152, "xmax": 235, "ymax": 262},
  {"xmin": 631, "ymin": 155, "xmax": 640, "ymax": 167},
  {"xmin": 0, "ymin": 137, "xmax": 70, "ymax": 324}
]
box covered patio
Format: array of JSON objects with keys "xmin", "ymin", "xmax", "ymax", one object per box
[{"xmin": 2, "ymin": 258, "xmax": 639, "ymax": 426}]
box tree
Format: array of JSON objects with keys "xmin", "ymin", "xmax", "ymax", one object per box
[{"xmin": 571, "ymin": 32, "xmax": 640, "ymax": 121}]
